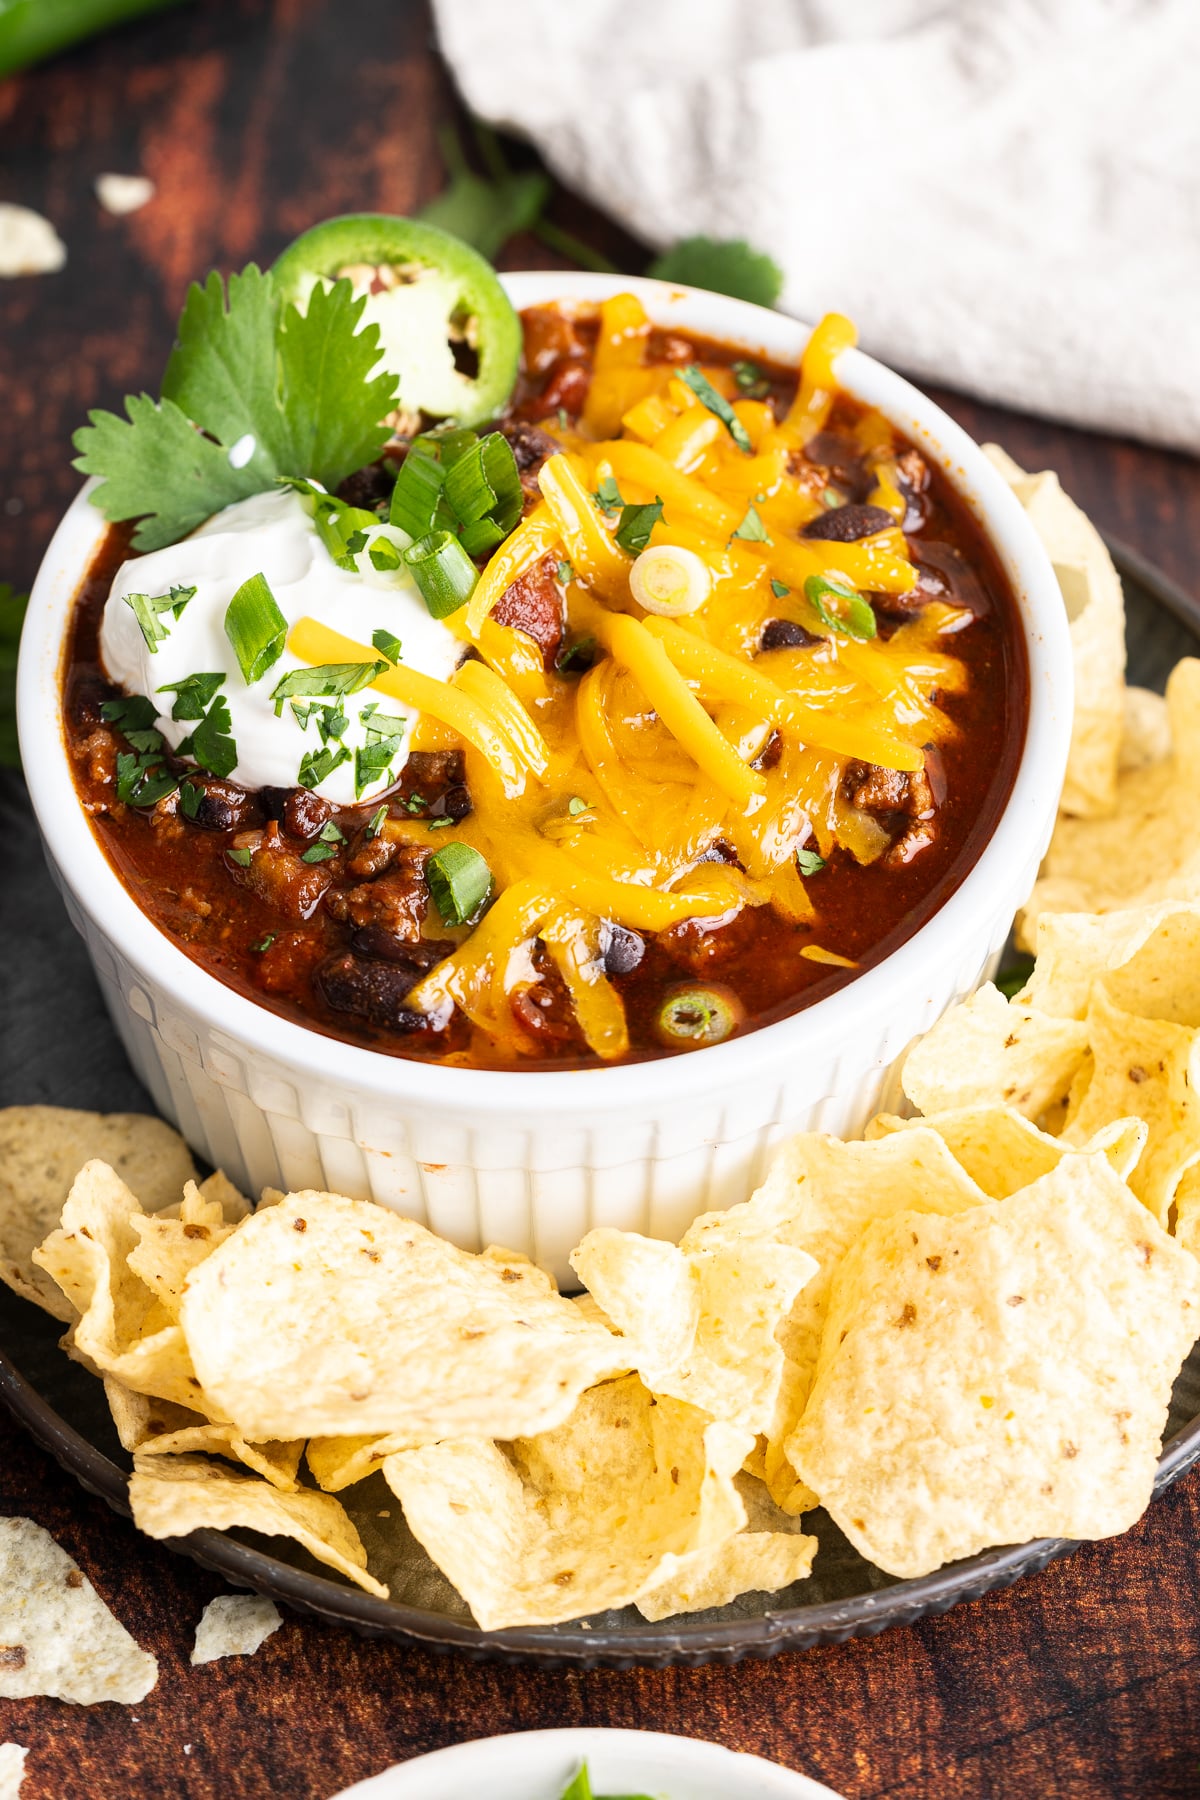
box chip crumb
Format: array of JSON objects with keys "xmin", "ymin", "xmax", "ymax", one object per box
[
  {"xmin": 190, "ymin": 1594, "xmax": 282, "ymax": 1666},
  {"xmin": 0, "ymin": 1742, "xmax": 27, "ymax": 1798},
  {"xmin": 0, "ymin": 204, "xmax": 66, "ymax": 277},
  {"xmin": 0, "ymin": 1517, "xmax": 157, "ymax": 1703},
  {"xmin": 95, "ymin": 173, "xmax": 155, "ymax": 215}
]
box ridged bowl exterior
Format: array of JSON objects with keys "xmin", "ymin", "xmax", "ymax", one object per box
[{"xmin": 17, "ymin": 275, "xmax": 1073, "ymax": 1279}]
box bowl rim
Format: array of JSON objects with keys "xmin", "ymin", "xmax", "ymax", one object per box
[{"xmin": 17, "ymin": 272, "xmax": 1074, "ymax": 1114}]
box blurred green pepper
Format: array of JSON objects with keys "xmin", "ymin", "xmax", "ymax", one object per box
[{"xmin": 0, "ymin": 0, "xmax": 187, "ymax": 80}]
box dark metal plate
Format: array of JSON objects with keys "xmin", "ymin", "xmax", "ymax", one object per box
[{"xmin": 1, "ymin": 543, "xmax": 1197, "ymax": 1667}]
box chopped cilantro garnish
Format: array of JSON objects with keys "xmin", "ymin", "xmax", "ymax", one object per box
[
  {"xmin": 556, "ymin": 407, "xmax": 570, "ymax": 430},
  {"xmin": 364, "ymin": 803, "xmax": 389, "ymax": 839},
  {"xmin": 556, "ymin": 560, "xmax": 574, "ymax": 586},
  {"xmin": 101, "ymin": 693, "xmax": 163, "ymax": 754},
  {"xmin": 115, "ymin": 751, "xmax": 177, "ymax": 808},
  {"xmin": 823, "ymin": 486, "xmax": 841, "ymax": 508},
  {"xmin": 555, "ymin": 635, "xmax": 596, "ymax": 675},
  {"xmin": 371, "ymin": 629, "xmax": 402, "ymax": 665},
  {"xmin": 314, "ymin": 702, "xmax": 348, "ymax": 746},
  {"xmin": 678, "ymin": 365, "xmax": 752, "ymax": 454},
  {"xmin": 156, "ymin": 670, "xmax": 225, "ymax": 720},
  {"xmin": 731, "ymin": 358, "xmax": 770, "ymax": 398},
  {"xmin": 593, "ymin": 474, "xmax": 623, "ymax": 514},
  {"xmin": 300, "ymin": 841, "xmax": 339, "ymax": 864},
  {"xmin": 227, "ymin": 844, "xmax": 253, "ymax": 867},
  {"xmin": 404, "ymin": 793, "xmax": 427, "ymax": 813},
  {"xmin": 426, "ymin": 814, "xmax": 455, "ymax": 829},
  {"xmin": 298, "ymin": 743, "xmax": 351, "ymax": 790},
  {"xmin": 73, "ymin": 268, "xmax": 398, "ymax": 552},
  {"xmin": 271, "ymin": 661, "xmax": 386, "ymax": 712},
  {"xmin": 124, "ymin": 583, "xmax": 195, "ymax": 651},
  {"xmin": 615, "ymin": 498, "xmax": 664, "ymax": 556},
  {"xmin": 732, "ymin": 504, "xmax": 770, "ymax": 543},
  {"xmin": 317, "ymin": 819, "xmax": 345, "ymax": 844},
  {"xmin": 796, "ymin": 846, "xmax": 826, "ymax": 877},
  {"xmin": 770, "ymin": 578, "xmax": 790, "ymax": 600},
  {"xmin": 175, "ymin": 692, "xmax": 237, "ymax": 780},
  {"xmin": 251, "ymin": 933, "xmax": 276, "ymax": 953}
]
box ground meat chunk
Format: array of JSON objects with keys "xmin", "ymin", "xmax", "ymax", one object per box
[
  {"xmin": 802, "ymin": 503, "xmax": 896, "ymax": 543},
  {"xmin": 498, "ymin": 420, "xmax": 559, "ymax": 505},
  {"xmin": 315, "ymin": 952, "xmax": 430, "ymax": 1033},
  {"xmin": 75, "ymin": 726, "xmax": 119, "ymax": 786},
  {"xmin": 492, "ymin": 554, "xmax": 565, "ymax": 666},
  {"xmin": 521, "ymin": 305, "xmax": 590, "ymax": 375},
  {"xmin": 325, "ymin": 846, "xmax": 431, "ymax": 944},
  {"xmin": 660, "ymin": 906, "xmax": 760, "ymax": 973},
  {"xmin": 260, "ymin": 787, "xmax": 331, "ymax": 842},
  {"xmin": 228, "ymin": 822, "xmax": 333, "ymax": 921},
  {"xmin": 345, "ymin": 831, "xmax": 396, "ymax": 880},
  {"xmin": 533, "ymin": 358, "xmax": 590, "ymax": 420},
  {"xmin": 843, "ymin": 760, "xmax": 939, "ymax": 864},
  {"xmin": 395, "ymin": 750, "xmax": 470, "ymax": 821},
  {"xmin": 844, "ymin": 762, "xmax": 910, "ymax": 815},
  {"xmin": 511, "ymin": 971, "xmax": 577, "ymax": 1045},
  {"xmin": 184, "ymin": 775, "xmax": 257, "ymax": 833}
]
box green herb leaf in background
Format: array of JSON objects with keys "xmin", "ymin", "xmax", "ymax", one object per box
[
  {"xmin": 0, "ymin": 584, "xmax": 26, "ymax": 767},
  {"xmin": 647, "ymin": 236, "xmax": 784, "ymax": 309}
]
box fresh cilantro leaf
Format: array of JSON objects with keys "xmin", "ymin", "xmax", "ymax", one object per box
[
  {"xmin": 115, "ymin": 750, "xmax": 177, "ymax": 808},
  {"xmin": 418, "ymin": 122, "xmax": 551, "ymax": 260},
  {"xmin": 615, "ymin": 498, "xmax": 664, "ymax": 556},
  {"xmin": 300, "ymin": 840, "xmax": 339, "ymax": 864},
  {"xmin": 678, "ymin": 366, "xmax": 752, "ymax": 454},
  {"xmin": 796, "ymin": 846, "xmax": 826, "ymax": 877},
  {"xmin": 156, "ymin": 670, "xmax": 225, "ymax": 720},
  {"xmin": 271, "ymin": 661, "xmax": 386, "ymax": 711},
  {"xmin": 365, "ymin": 803, "xmax": 389, "ymax": 839},
  {"xmin": 732, "ymin": 359, "xmax": 770, "ymax": 398},
  {"xmin": 178, "ymin": 779, "xmax": 205, "ymax": 820},
  {"xmin": 251, "ymin": 932, "xmax": 276, "ymax": 952},
  {"xmin": 556, "ymin": 560, "xmax": 574, "ymax": 586},
  {"xmin": 74, "ymin": 270, "xmax": 398, "ymax": 553},
  {"xmin": 314, "ymin": 702, "xmax": 349, "ymax": 745},
  {"xmin": 593, "ymin": 474, "xmax": 623, "ymax": 514},
  {"xmin": 73, "ymin": 393, "xmax": 265, "ymax": 552},
  {"xmin": 732, "ymin": 504, "xmax": 770, "ymax": 543},
  {"xmin": 770, "ymin": 578, "xmax": 790, "ymax": 600},
  {"xmin": 371, "ymin": 629, "xmax": 402, "ymax": 664},
  {"xmin": 354, "ymin": 738, "xmax": 401, "ymax": 798},
  {"xmin": 646, "ymin": 237, "xmax": 784, "ymax": 309},
  {"xmin": 182, "ymin": 693, "xmax": 237, "ymax": 780},
  {"xmin": 124, "ymin": 582, "xmax": 196, "ymax": 651},
  {"xmin": 100, "ymin": 692, "xmax": 160, "ymax": 745},
  {"xmin": 0, "ymin": 583, "xmax": 27, "ymax": 768},
  {"xmin": 227, "ymin": 844, "xmax": 253, "ymax": 867}
]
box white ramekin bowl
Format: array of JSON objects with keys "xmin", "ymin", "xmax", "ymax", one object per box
[{"xmin": 18, "ymin": 274, "xmax": 1073, "ymax": 1279}]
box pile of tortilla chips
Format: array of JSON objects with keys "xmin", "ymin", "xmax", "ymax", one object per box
[{"xmin": 2, "ymin": 461, "xmax": 1200, "ymax": 1628}]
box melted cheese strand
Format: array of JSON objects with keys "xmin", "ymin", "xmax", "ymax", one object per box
[
  {"xmin": 453, "ymin": 658, "xmax": 551, "ymax": 777},
  {"xmin": 539, "ymin": 908, "xmax": 629, "ymax": 1061},
  {"xmin": 465, "ymin": 504, "xmax": 559, "ymax": 637}
]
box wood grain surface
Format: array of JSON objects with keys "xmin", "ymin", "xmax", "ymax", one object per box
[{"xmin": 2, "ymin": 4, "xmax": 1200, "ymax": 1796}]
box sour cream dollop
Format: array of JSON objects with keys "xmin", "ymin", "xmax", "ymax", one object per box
[{"xmin": 100, "ymin": 489, "xmax": 462, "ymax": 804}]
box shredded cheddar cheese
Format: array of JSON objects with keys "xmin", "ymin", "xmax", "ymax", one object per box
[{"xmin": 284, "ymin": 301, "xmax": 972, "ymax": 1062}]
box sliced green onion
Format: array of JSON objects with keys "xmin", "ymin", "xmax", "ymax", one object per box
[
  {"xmin": 796, "ymin": 846, "xmax": 826, "ymax": 877},
  {"xmin": 389, "ymin": 445, "xmax": 446, "ymax": 538},
  {"xmin": 368, "ymin": 537, "xmax": 404, "ymax": 572},
  {"xmin": 731, "ymin": 504, "xmax": 770, "ymax": 543},
  {"xmin": 427, "ymin": 840, "xmax": 493, "ymax": 926},
  {"xmin": 283, "ymin": 478, "xmax": 379, "ymax": 572},
  {"xmin": 298, "ymin": 743, "xmax": 351, "ymax": 790},
  {"xmin": 403, "ymin": 530, "xmax": 479, "ymax": 619},
  {"xmin": 678, "ymin": 365, "xmax": 752, "ymax": 454},
  {"xmin": 124, "ymin": 582, "xmax": 195, "ymax": 652},
  {"xmin": 443, "ymin": 431, "xmax": 522, "ymax": 535},
  {"xmin": 417, "ymin": 425, "xmax": 478, "ymax": 468},
  {"xmin": 803, "ymin": 574, "xmax": 878, "ymax": 641},
  {"xmin": 156, "ymin": 670, "xmax": 225, "ymax": 721},
  {"xmin": 270, "ymin": 661, "xmax": 386, "ymax": 711},
  {"xmin": 225, "ymin": 571, "xmax": 287, "ymax": 685},
  {"xmin": 653, "ymin": 982, "xmax": 743, "ymax": 1050},
  {"xmin": 630, "ymin": 544, "xmax": 711, "ymax": 617},
  {"xmin": 615, "ymin": 497, "xmax": 664, "ymax": 557},
  {"xmin": 567, "ymin": 795, "xmax": 590, "ymax": 816}
]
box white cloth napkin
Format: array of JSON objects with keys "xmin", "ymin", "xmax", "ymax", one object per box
[{"xmin": 433, "ymin": 0, "xmax": 1200, "ymax": 453}]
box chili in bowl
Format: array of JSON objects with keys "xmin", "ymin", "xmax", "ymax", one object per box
[{"xmin": 18, "ymin": 236, "xmax": 1072, "ymax": 1276}]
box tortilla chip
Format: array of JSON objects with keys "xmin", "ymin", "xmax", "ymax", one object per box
[
  {"xmin": 0, "ymin": 1107, "xmax": 194, "ymax": 1320},
  {"xmin": 1018, "ymin": 659, "xmax": 1200, "ymax": 947},
  {"xmin": 1172, "ymin": 1162, "xmax": 1200, "ymax": 1261},
  {"xmin": 867, "ymin": 1105, "xmax": 1146, "ymax": 1198},
  {"xmin": 901, "ymin": 982, "xmax": 1090, "ymax": 1122},
  {"xmin": 382, "ymin": 1375, "xmax": 752, "ymax": 1629},
  {"xmin": 104, "ymin": 1379, "xmax": 302, "ymax": 1492},
  {"xmin": 635, "ymin": 1473, "xmax": 818, "ymax": 1620},
  {"xmin": 1026, "ymin": 900, "xmax": 1200, "ymax": 1027},
  {"xmin": 0, "ymin": 1743, "xmax": 26, "ymax": 1798},
  {"xmin": 190, "ymin": 1594, "xmax": 282, "ymax": 1665},
  {"xmin": 569, "ymin": 1228, "xmax": 816, "ymax": 1440},
  {"xmin": 1061, "ymin": 988, "xmax": 1200, "ymax": 1226},
  {"xmin": 682, "ymin": 1130, "xmax": 985, "ymax": 1513},
  {"xmin": 983, "ymin": 446, "xmax": 1125, "ymax": 819},
  {"xmin": 305, "ymin": 1434, "xmax": 417, "ymax": 1494},
  {"xmin": 33, "ymin": 1162, "xmax": 207, "ymax": 1412},
  {"xmin": 127, "ymin": 1181, "xmax": 235, "ymax": 1321},
  {"xmin": 0, "ymin": 1516, "xmax": 158, "ymax": 1703},
  {"xmin": 129, "ymin": 1454, "xmax": 387, "ymax": 1598},
  {"xmin": 790, "ymin": 1153, "xmax": 1200, "ymax": 1579},
  {"xmin": 180, "ymin": 1192, "xmax": 629, "ymax": 1442},
  {"xmin": 1120, "ymin": 686, "xmax": 1171, "ymax": 773}
]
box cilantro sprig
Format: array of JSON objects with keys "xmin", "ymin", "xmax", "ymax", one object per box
[{"xmin": 73, "ymin": 268, "xmax": 399, "ymax": 552}]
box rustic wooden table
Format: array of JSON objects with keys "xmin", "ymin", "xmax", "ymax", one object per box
[{"xmin": 3, "ymin": 4, "xmax": 1200, "ymax": 1796}]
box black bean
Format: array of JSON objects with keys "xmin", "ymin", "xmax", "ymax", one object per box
[
  {"xmin": 348, "ymin": 930, "xmax": 453, "ymax": 974},
  {"xmin": 801, "ymin": 503, "xmax": 896, "ymax": 543},
  {"xmin": 760, "ymin": 619, "xmax": 819, "ymax": 652},
  {"xmin": 439, "ymin": 784, "xmax": 473, "ymax": 821},
  {"xmin": 315, "ymin": 952, "xmax": 430, "ymax": 1032},
  {"xmin": 603, "ymin": 925, "xmax": 645, "ymax": 976},
  {"xmin": 186, "ymin": 778, "xmax": 255, "ymax": 833}
]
